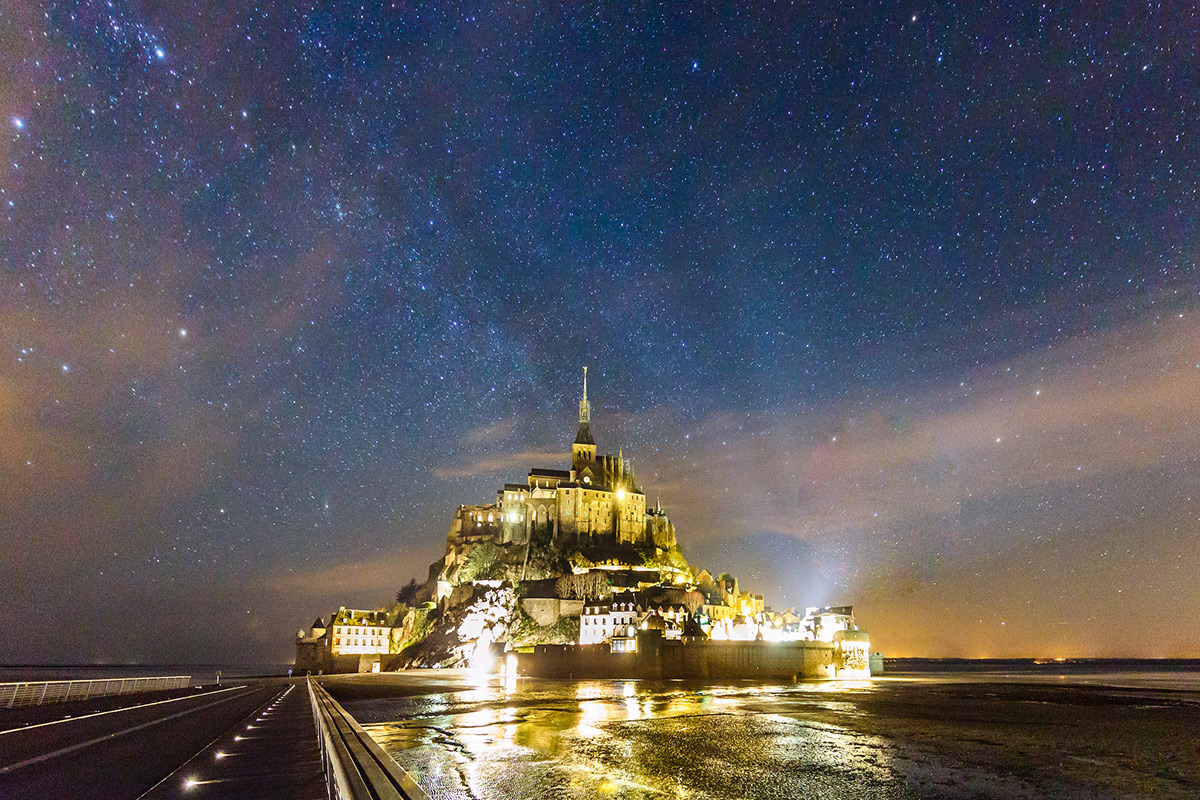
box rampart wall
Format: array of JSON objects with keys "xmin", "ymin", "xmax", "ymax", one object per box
[{"xmin": 515, "ymin": 633, "xmax": 839, "ymax": 680}]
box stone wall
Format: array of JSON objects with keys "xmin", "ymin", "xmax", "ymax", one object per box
[
  {"xmin": 515, "ymin": 633, "xmax": 838, "ymax": 680},
  {"xmin": 520, "ymin": 597, "xmax": 584, "ymax": 627},
  {"xmin": 293, "ymin": 647, "xmax": 379, "ymax": 675}
]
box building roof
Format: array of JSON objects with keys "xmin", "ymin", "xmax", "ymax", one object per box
[
  {"xmin": 332, "ymin": 608, "xmax": 389, "ymax": 626},
  {"xmin": 574, "ymin": 421, "xmax": 595, "ymax": 446},
  {"xmin": 530, "ymin": 468, "xmax": 571, "ymax": 479}
]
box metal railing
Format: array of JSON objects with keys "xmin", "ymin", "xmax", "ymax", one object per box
[
  {"xmin": 307, "ymin": 677, "xmax": 431, "ymax": 800},
  {"xmin": 0, "ymin": 675, "xmax": 192, "ymax": 708}
]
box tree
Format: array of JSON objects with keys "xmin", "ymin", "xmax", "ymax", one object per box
[
  {"xmin": 458, "ymin": 542, "xmax": 504, "ymax": 583},
  {"xmin": 555, "ymin": 571, "xmax": 611, "ymax": 600},
  {"xmin": 395, "ymin": 578, "xmax": 421, "ymax": 606},
  {"xmin": 683, "ymin": 590, "xmax": 705, "ymax": 616}
]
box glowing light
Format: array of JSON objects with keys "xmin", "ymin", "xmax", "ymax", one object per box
[
  {"xmin": 12, "ymin": 117, "xmax": 23, "ymax": 129},
  {"xmin": 155, "ymin": 47, "xmax": 165, "ymax": 59},
  {"xmin": 184, "ymin": 777, "xmax": 199, "ymax": 790},
  {"xmin": 471, "ymin": 629, "xmax": 494, "ymax": 675},
  {"xmin": 215, "ymin": 751, "xmax": 226, "ymax": 759},
  {"xmin": 61, "ymin": 364, "xmax": 69, "ymax": 372},
  {"xmin": 504, "ymin": 653, "xmax": 518, "ymax": 693},
  {"xmin": 616, "ymin": 488, "xmax": 626, "ymax": 500},
  {"xmin": 179, "ymin": 328, "xmax": 187, "ymax": 337}
]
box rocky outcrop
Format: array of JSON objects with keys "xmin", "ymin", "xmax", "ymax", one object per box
[{"xmin": 396, "ymin": 584, "xmax": 516, "ymax": 668}]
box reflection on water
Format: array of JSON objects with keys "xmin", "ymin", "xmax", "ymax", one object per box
[{"xmin": 361, "ymin": 678, "xmax": 909, "ymax": 800}]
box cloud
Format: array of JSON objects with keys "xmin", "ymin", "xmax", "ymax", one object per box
[
  {"xmin": 461, "ymin": 417, "xmax": 519, "ymax": 446},
  {"xmin": 623, "ymin": 307, "xmax": 1200, "ymax": 654},
  {"xmin": 262, "ymin": 551, "xmax": 428, "ymax": 599},
  {"xmin": 646, "ymin": 310, "xmax": 1200, "ymax": 546},
  {"xmin": 434, "ymin": 449, "xmax": 566, "ymax": 479}
]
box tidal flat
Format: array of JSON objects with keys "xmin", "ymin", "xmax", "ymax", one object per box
[{"xmin": 324, "ymin": 668, "xmax": 1200, "ymax": 799}]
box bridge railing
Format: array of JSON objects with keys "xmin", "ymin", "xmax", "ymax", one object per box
[
  {"xmin": 306, "ymin": 676, "xmax": 431, "ymax": 800},
  {"xmin": 0, "ymin": 676, "xmax": 192, "ymax": 708}
]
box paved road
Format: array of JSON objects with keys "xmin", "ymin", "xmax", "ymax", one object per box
[{"xmin": 0, "ymin": 680, "xmax": 312, "ymax": 799}]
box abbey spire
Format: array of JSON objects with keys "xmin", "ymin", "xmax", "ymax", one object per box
[
  {"xmin": 579, "ymin": 366, "xmax": 590, "ymax": 424},
  {"xmin": 572, "ymin": 367, "xmax": 597, "ymax": 465}
]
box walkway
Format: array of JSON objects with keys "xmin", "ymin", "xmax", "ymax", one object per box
[
  {"xmin": 0, "ymin": 679, "xmax": 327, "ymax": 800},
  {"xmin": 140, "ymin": 682, "xmax": 326, "ymax": 799}
]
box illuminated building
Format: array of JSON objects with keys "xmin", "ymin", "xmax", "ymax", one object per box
[
  {"xmin": 580, "ymin": 597, "xmax": 638, "ymax": 646},
  {"xmin": 579, "ymin": 591, "xmax": 692, "ymax": 648},
  {"xmin": 329, "ymin": 608, "xmax": 391, "ymax": 656},
  {"xmin": 442, "ymin": 369, "xmax": 676, "ymax": 571},
  {"xmin": 801, "ymin": 606, "xmax": 858, "ymax": 642},
  {"xmin": 295, "ymin": 607, "xmax": 391, "ymax": 674}
]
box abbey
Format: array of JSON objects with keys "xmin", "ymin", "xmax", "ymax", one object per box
[{"xmin": 445, "ymin": 369, "xmax": 676, "ymax": 560}]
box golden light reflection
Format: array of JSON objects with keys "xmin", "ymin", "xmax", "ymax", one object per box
[
  {"xmin": 577, "ymin": 700, "xmax": 609, "ymax": 737},
  {"xmin": 504, "ymin": 653, "xmax": 518, "ymax": 694},
  {"xmin": 358, "ymin": 678, "xmax": 907, "ymax": 798},
  {"xmin": 460, "ymin": 707, "xmax": 499, "ymax": 729},
  {"xmin": 573, "ymin": 681, "xmax": 612, "ymax": 701}
]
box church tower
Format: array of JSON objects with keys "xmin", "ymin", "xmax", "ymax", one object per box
[{"xmin": 572, "ymin": 367, "xmax": 597, "ymax": 468}]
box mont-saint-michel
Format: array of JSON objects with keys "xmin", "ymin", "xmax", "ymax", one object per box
[{"xmin": 295, "ymin": 370, "xmax": 876, "ymax": 681}]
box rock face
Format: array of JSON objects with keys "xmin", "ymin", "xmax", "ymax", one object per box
[{"xmin": 396, "ymin": 584, "xmax": 516, "ymax": 668}]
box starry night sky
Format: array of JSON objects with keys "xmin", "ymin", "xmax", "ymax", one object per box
[{"xmin": 3, "ymin": 2, "xmax": 1199, "ymax": 665}]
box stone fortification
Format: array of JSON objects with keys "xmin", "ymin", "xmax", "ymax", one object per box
[{"xmin": 515, "ymin": 633, "xmax": 840, "ymax": 681}]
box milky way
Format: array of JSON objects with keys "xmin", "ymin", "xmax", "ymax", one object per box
[{"xmin": 2, "ymin": 2, "xmax": 1198, "ymax": 663}]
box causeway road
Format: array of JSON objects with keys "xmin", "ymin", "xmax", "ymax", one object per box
[{"xmin": 0, "ymin": 679, "xmax": 325, "ymax": 799}]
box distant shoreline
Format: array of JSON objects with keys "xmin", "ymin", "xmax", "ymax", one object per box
[{"xmin": 887, "ymin": 656, "xmax": 1200, "ymax": 669}]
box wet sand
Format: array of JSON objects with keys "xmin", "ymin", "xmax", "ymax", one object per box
[{"xmin": 324, "ymin": 670, "xmax": 1200, "ymax": 799}]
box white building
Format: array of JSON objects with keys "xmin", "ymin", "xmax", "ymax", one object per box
[
  {"xmin": 802, "ymin": 605, "xmax": 860, "ymax": 642},
  {"xmin": 580, "ymin": 596, "xmax": 638, "ymax": 646},
  {"xmin": 329, "ymin": 607, "xmax": 391, "ymax": 657}
]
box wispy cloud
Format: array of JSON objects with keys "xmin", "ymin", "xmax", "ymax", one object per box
[
  {"xmin": 434, "ymin": 449, "xmax": 567, "ymax": 479},
  {"xmin": 461, "ymin": 417, "xmax": 519, "ymax": 446},
  {"xmin": 262, "ymin": 551, "xmax": 422, "ymax": 598},
  {"xmin": 647, "ymin": 311, "xmax": 1200, "ymax": 544},
  {"xmin": 626, "ymin": 308, "xmax": 1200, "ymax": 655}
]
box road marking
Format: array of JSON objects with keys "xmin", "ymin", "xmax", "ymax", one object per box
[
  {"xmin": 135, "ymin": 685, "xmax": 290, "ymax": 799},
  {"xmin": 0, "ymin": 686, "xmax": 264, "ymax": 775},
  {"xmin": 0, "ymin": 684, "xmax": 246, "ymax": 736}
]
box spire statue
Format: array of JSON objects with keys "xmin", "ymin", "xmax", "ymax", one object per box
[{"xmin": 579, "ymin": 366, "xmax": 590, "ymax": 424}]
